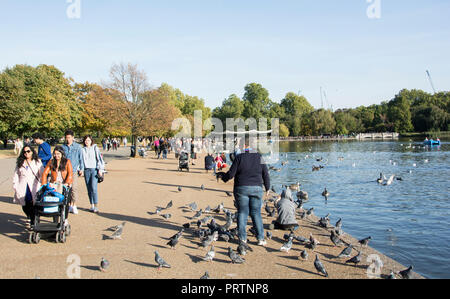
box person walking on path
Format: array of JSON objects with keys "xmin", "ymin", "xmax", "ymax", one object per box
[
  {"xmin": 218, "ymin": 141, "xmax": 271, "ymax": 246},
  {"xmin": 32, "ymin": 133, "xmax": 52, "ymax": 167},
  {"xmin": 154, "ymin": 137, "xmax": 160, "ymax": 159},
  {"xmin": 123, "ymin": 137, "xmax": 128, "ymax": 147},
  {"xmin": 62, "ymin": 130, "xmax": 83, "ymax": 215},
  {"xmin": 14, "ymin": 138, "xmax": 23, "ymax": 156},
  {"xmin": 80, "ymin": 135, "xmax": 105, "ymax": 213},
  {"xmin": 12, "ymin": 146, "xmax": 43, "ymax": 228}
]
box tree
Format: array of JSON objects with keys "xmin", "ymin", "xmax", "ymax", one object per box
[
  {"xmin": 242, "ymin": 83, "xmax": 271, "ymax": 120},
  {"xmin": 212, "ymin": 94, "xmax": 244, "ymax": 122},
  {"xmin": 108, "ymin": 62, "xmax": 151, "ymax": 157},
  {"xmin": 279, "ymin": 123, "xmax": 290, "ymax": 137},
  {"xmin": 0, "ymin": 64, "xmax": 82, "ymax": 142},
  {"xmin": 141, "ymin": 85, "xmax": 182, "ymax": 136},
  {"xmin": 388, "ymin": 91, "xmax": 414, "ymax": 133},
  {"xmin": 280, "ymin": 92, "xmax": 314, "ymax": 136},
  {"xmin": 74, "ymin": 82, "xmax": 131, "ymax": 137},
  {"xmin": 308, "ymin": 109, "xmax": 336, "ymax": 135}
]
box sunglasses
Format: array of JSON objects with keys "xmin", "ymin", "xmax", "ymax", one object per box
[{"xmin": 24, "ymin": 150, "xmax": 32, "ymax": 154}]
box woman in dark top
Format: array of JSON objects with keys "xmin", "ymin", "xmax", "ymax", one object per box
[{"xmin": 218, "ymin": 145, "xmax": 270, "ymax": 246}]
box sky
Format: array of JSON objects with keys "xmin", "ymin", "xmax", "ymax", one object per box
[{"xmin": 0, "ymin": 0, "xmax": 449, "ymax": 110}]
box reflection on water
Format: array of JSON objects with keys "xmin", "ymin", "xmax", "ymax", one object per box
[{"xmin": 266, "ymin": 139, "xmax": 450, "ymax": 279}]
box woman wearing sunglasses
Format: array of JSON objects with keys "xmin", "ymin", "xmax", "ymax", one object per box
[{"xmin": 12, "ymin": 146, "xmax": 43, "ymax": 228}]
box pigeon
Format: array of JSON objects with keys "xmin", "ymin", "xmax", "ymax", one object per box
[
  {"xmin": 335, "ymin": 218, "xmax": 342, "ymax": 230},
  {"xmin": 187, "ymin": 202, "xmax": 198, "ymax": 211},
  {"xmin": 161, "ymin": 214, "xmax": 172, "ymax": 220},
  {"xmin": 165, "ymin": 200, "xmax": 173, "ymax": 210},
  {"xmin": 201, "ymin": 184, "xmax": 205, "ymax": 191},
  {"xmin": 306, "ymin": 207, "xmax": 314, "ymax": 216},
  {"xmin": 219, "ymin": 234, "xmax": 230, "ymax": 243},
  {"xmin": 314, "ymin": 255, "xmax": 328, "ymax": 277},
  {"xmin": 213, "ymin": 203, "xmax": 224, "ymax": 213},
  {"xmin": 387, "ymin": 271, "xmax": 396, "ymax": 279},
  {"xmin": 225, "ymin": 191, "xmax": 232, "ymax": 197},
  {"xmin": 110, "ymin": 226, "xmax": 124, "ymax": 240},
  {"xmin": 183, "ymin": 223, "xmax": 191, "ymax": 229},
  {"xmin": 155, "ymin": 207, "xmax": 163, "ymax": 215},
  {"xmin": 99, "ymin": 257, "xmax": 110, "ymax": 272},
  {"xmin": 337, "ymin": 244, "xmax": 353, "ymax": 258},
  {"xmin": 266, "ymin": 231, "xmax": 273, "ymax": 240},
  {"xmin": 346, "ymin": 251, "xmax": 362, "ymax": 265},
  {"xmin": 228, "ymin": 247, "xmax": 245, "ymax": 264},
  {"xmin": 201, "ymin": 235, "xmax": 215, "ymax": 248},
  {"xmin": 237, "ymin": 242, "xmax": 248, "ymax": 256},
  {"xmin": 178, "ymin": 186, "xmax": 182, "ymax": 192},
  {"xmin": 300, "ymin": 250, "xmax": 308, "ymax": 261},
  {"xmin": 204, "ymin": 206, "xmax": 211, "ymax": 213},
  {"xmin": 308, "ymin": 233, "xmax": 319, "ymax": 250},
  {"xmin": 280, "ymin": 237, "xmax": 293, "ymax": 253},
  {"xmin": 318, "ymin": 217, "xmax": 329, "ymax": 228},
  {"xmin": 359, "ymin": 236, "xmax": 372, "ymax": 247},
  {"xmin": 154, "ymin": 251, "xmax": 171, "ymax": 270},
  {"xmin": 330, "ymin": 230, "xmax": 345, "ymax": 247},
  {"xmin": 200, "ymin": 271, "xmax": 210, "ymax": 279},
  {"xmin": 294, "ymin": 235, "xmax": 308, "ymax": 244},
  {"xmin": 322, "ymin": 188, "xmax": 330, "ymax": 200},
  {"xmin": 167, "ymin": 234, "xmax": 181, "ymax": 249},
  {"xmin": 203, "ymin": 246, "xmax": 215, "ymax": 262},
  {"xmin": 399, "ymin": 266, "xmax": 414, "ymax": 279},
  {"xmin": 108, "ymin": 222, "xmax": 126, "ymax": 232},
  {"xmin": 193, "ymin": 209, "xmax": 203, "ymax": 219}
]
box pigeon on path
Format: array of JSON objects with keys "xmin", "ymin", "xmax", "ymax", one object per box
[
  {"xmin": 314, "ymin": 255, "xmax": 328, "ymax": 277},
  {"xmin": 178, "ymin": 186, "xmax": 182, "ymax": 192},
  {"xmin": 330, "ymin": 230, "xmax": 345, "ymax": 247},
  {"xmin": 154, "ymin": 251, "xmax": 171, "ymax": 270},
  {"xmin": 200, "ymin": 271, "xmax": 210, "ymax": 279},
  {"xmin": 167, "ymin": 234, "xmax": 181, "ymax": 249},
  {"xmin": 399, "ymin": 266, "xmax": 414, "ymax": 279},
  {"xmin": 108, "ymin": 222, "xmax": 126, "ymax": 232},
  {"xmin": 165, "ymin": 200, "xmax": 173, "ymax": 210},
  {"xmin": 346, "ymin": 251, "xmax": 362, "ymax": 266},
  {"xmin": 203, "ymin": 246, "xmax": 215, "ymax": 262},
  {"xmin": 359, "ymin": 236, "xmax": 372, "ymax": 247},
  {"xmin": 337, "ymin": 244, "xmax": 353, "ymax": 258},
  {"xmin": 110, "ymin": 226, "xmax": 124, "ymax": 240},
  {"xmin": 300, "ymin": 250, "xmax": 308, "ymax": 261},
  {"xmin": 228, "ymin": 247, "xmax": 245, "ymax": 264},
  {"xmin": 280, "ymin": 237, "xmax": 293, "ymax": 253},
  {"xmin": 99, "ymin": 257, "xmax": 110, "ymax": 272},
  {"xmin": 161, "ymin": 214, "xmax": 172, "ymax": 220}
]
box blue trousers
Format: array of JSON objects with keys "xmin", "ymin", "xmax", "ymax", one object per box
[
  {"xmin": 84, "ymin": 168, "xmax": 99, "ymax": 205},
  {"xmin": 233, "ymin": 186, "xmax": 265, "ymax": 242}
]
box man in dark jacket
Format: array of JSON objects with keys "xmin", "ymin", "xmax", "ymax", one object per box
[{"xmin": 218, "ymin": 144, "xmax": 270, "ymax": 246}]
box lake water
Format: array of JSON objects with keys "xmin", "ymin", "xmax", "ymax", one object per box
[{"xmin": 267, "ymin": 139, "xmax": 449, "ymax": 279}]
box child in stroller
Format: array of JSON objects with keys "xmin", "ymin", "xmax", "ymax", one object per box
[
  {"xmin": 178, "ymin": 151, "xmax": 190, "ymax": 172},
  {"xmin": 28, "ymin": 183, "xmax": 72, "ymax": 244}
]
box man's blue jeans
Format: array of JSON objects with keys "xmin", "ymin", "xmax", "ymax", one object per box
[
  {"xmin": 233, "ymin": 185, "xmax": 264, "ymax": 242},
  {"xmin": 84, "ymin": 168, "xmax": 99, "ymax": 205}
]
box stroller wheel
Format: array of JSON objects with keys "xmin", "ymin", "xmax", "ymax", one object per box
[
  {"xmin": 34, "ymin": 233, "xmax": 41, "ymax": 244},
  {"xmin": 28, "ymin": 232, "xmax": 34, "ymax": 244},
  {"xmin": 65, "ymin": 224, "xmax": 71, "ymax": 236},
  {"xmin": 58, "ymin": 231, "xmax": 66, "ymax": 243}
]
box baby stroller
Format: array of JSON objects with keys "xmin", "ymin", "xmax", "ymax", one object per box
[
  {"xmin": 178, "ymin": 151, "xmax": 190, "ymax": 172},
  {"xmin": 28, "ymin": 184, "xmax": 72, "ymax": 244}
]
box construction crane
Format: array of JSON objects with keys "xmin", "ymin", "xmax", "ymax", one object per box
[{"xmin": 426, "ymin": 70, "xmax": 437, "ymax": 94}]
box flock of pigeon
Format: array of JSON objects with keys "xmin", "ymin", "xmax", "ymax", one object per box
[{"xmin": 98, "ymin": 175, "xmax": 415, "ymax": 279}]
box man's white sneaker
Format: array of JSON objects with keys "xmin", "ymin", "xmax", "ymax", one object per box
[
  {"xmin": 258, "ymin": 240, "xmax": 267, "ymax": 247},
  {"xmin": 72, "ymin": 206, "xmax": 79, "ymax": 214}
]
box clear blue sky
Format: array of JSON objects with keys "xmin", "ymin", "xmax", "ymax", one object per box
[{"xmin": 1, "ymin": 0, "xmax": 449, "ymax": 110}]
